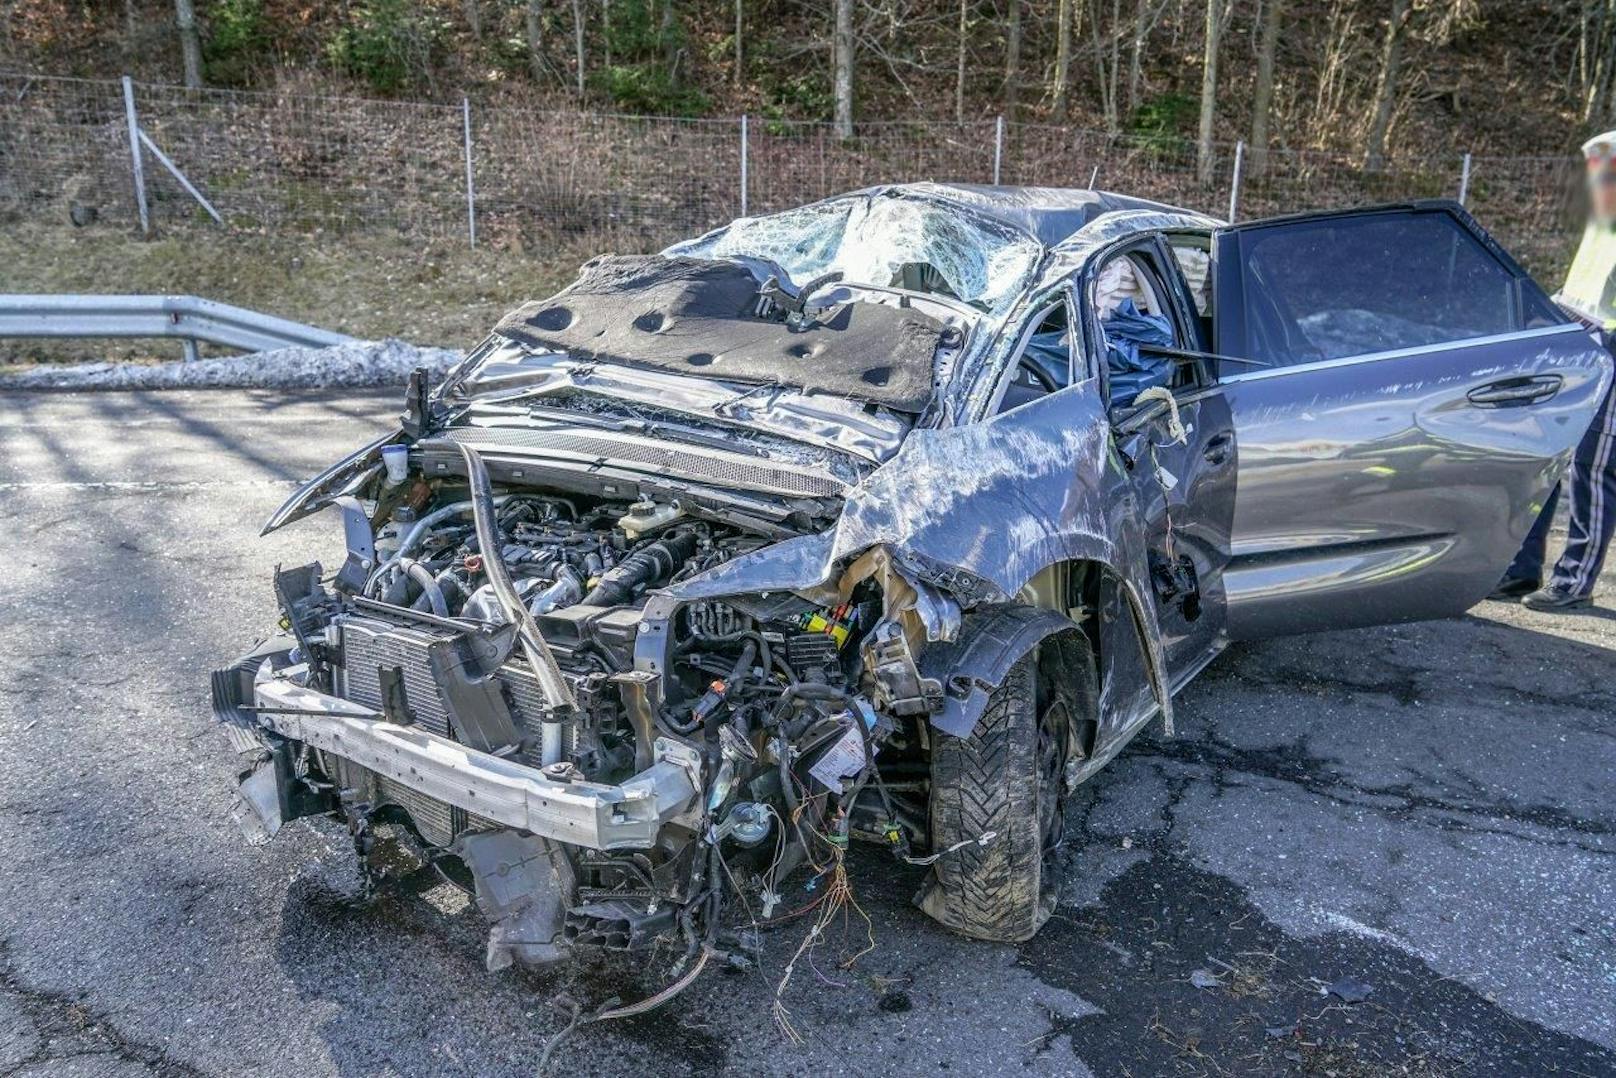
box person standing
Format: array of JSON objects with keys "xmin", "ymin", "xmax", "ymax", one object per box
[{"xmin": 1494, "ymin": 131, "xmax": 1616, "ymax": 610}]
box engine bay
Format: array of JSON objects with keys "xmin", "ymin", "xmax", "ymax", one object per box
[{"xmin": 225, "ymin": 449, "xmax": 935, "ymax": 1003}]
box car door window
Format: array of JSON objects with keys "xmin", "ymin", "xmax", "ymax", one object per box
[
  {"xmin": 1169, "ymin": 240, "xmax": 1212, "ymax": 319},
  {"xmin": 1221, "ymin": 209, "xmax": 1558, "ymax": 368},
  {"xmin": 994, "ymin": 298, "xmax": 1075, "ymax": 414},
  {"xmin": 1092, "ymin": 249, "xmax": 1202, "ymax": 411}
]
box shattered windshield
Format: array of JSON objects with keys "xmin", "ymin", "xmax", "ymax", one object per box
[{"xmin": 666, "ymin": 192, "xmax": 1043, "ymax": 314}]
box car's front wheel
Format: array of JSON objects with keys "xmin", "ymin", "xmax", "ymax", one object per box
[{"xmin": 916, "ymin": 636, "xmax": 1093, "ymax": 942}]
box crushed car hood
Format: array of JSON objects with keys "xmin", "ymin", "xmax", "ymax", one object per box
[{"xmin": 492, "ymin": 254, "xmax": 949, "ymax": 413}]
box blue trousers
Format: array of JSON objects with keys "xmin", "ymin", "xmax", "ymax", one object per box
[{"xmin": 1506, "ymin": 377, "xmax": 1616, "ymax": 596}]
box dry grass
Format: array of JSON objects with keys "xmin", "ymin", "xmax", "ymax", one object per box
[{"xmin": 0, "ymin": 223, "xmax": 613, "ymax": 365}]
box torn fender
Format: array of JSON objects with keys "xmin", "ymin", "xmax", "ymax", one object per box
[
  {"xmin": 261, "ymin": 431, "xmax": 397, "ymax": 535},
  {"xmin": 667, "ymin": 380, "xmax": 1175, "ymax": 729}
]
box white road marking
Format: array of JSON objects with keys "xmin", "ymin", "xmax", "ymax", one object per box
[{"xmin": 0, "ymin": 479, "xmax": 302, "ymax": 492}]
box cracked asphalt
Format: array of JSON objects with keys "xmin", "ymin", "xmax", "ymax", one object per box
[{"xmin": 1, "ymin": 388, "xmax": 1613, "ymax": 1077}]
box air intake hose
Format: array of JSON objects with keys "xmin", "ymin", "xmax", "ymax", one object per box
[{"xmin": 584, "ymin": 532, "xmax": 699, "ymax": 607}]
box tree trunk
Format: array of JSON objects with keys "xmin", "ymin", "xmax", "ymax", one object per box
[
  {"xmin": 955, "ymin": 0, "xmax": 969, "ymax": 123},
  {"xmin": 602, "ymin": 0, "xmax": 611, "ymax": 66},
  {"xmin": 1107, "ymin": 0, "xmax": 1121, "ymax": 132},
  {"xmin": 174, "ymin": 0, "xmax": 202, "ymax": 88},
  {"xmin": 525, "ymin": 0, "xmax": 547, "ymax": 82},
  {"xmin": 1248, "ymin": 0, "xmax": 1284, "ymax": 177},
  {"xmin": 1089, "ymin": 0, "xmax": 1114, "ymax": 132},
  {"xmin": 733, "ymin": 0, "xmax": 743, "ymax": 84},
  {"xmin": 661, "ymin": 0, "xmax": 676, "ymax": 77},
  {"xmin": 1597, "ymin": 3, "xmax": 1616, "ymax": 125},
  {"xmin": 1127, "ymin": 0, "xmax": 1148, "ymax": 116},
  {"xmin": 1195, "ymin": 0, "xmax": 1222, "ymax": 183},
  {"xmin": 1052, "ymin": 0, "xmax": 1073, "ymax": 116},
  {"xmin": 464, "ymin": 0, "xmax": 481, "ymax": 41},
  {"xmin": 1586, "ymin": 0, "xmax": 1615, "ymax": 122},
  {"xmin": 1004, "ymin": 0, "xmax": 1022, "ymax": 116},
  {"xmin": 570, "ymin": 0, "xmax": 586, "ymax": 95},
  {"xmin": 833, "ymin": 0, "xmax": 854, "ymax": 138},
  {"xmin": 1363, "ymin": 0, "xmax": 1412, "ymax": 169}
]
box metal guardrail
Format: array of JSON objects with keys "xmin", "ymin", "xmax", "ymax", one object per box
[{"xmin": 0, "ymin": 294, "xmax": 353, "ymax": 360}]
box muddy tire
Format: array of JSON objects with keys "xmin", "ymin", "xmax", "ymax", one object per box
[{"xmin": 917, "ymin": 640, "xmax": 1090, "ymax": 942}]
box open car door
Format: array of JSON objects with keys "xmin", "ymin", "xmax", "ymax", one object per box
[{"xmin": 1209, "ymin": 201, "xmax": 1613, "ymax": 639}]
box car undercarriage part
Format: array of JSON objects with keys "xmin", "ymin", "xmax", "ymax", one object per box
[{"xmin": 224, "ymin": 455, "xmax": 936, "ymax": 1015}]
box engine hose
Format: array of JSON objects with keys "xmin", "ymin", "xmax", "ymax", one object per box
[
  {"xmin": 399, "ymin": 558, "xmax": 449, "ymax": 617},
  {"xmin": 364, "ymin": 496, "xmax": 509, "ymax": 595},
  {"xmin": 433, "ymin": 570, "xmax": 466, "ymax": 612},
  {"xmin": 582, "ymin": 532, "xmax": 699, "ymax": 607},
  {"xmin": 681, "ymin": 628, "xmax": 774, "ymax": 678}
]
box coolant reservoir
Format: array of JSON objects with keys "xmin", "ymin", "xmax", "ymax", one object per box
[{"xmin": 618, "ymin": 497, "xmax": 684, "ymax": 540}]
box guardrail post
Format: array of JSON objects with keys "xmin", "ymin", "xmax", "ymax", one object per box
[
  {"xmin": 121, "ymin": 76, "xmax": 150, "ymax": 236},
  {"xmin": 1458, "ymin": 151, "xmax": 1472, "ymax": 207},
  {"xmin": 462, "ymin": 96, "xmax": 477, "ymax": 249},
  {"xmin": 1227, "ymin": 139, "xmax": 1245, "ymax": 223},
  {"xmin": 993, "ymin": 115, "xmax": 1005, "ymax": 185},
  {"xmin": 739, "ymin": 114, "xmax": 750, "ymax": 217}
]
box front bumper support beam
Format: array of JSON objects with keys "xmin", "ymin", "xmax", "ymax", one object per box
[{"xmin": 250, "ymin": 678, "xmax": 700, "ymax": 850}]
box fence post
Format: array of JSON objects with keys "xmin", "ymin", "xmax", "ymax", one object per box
[
  {"xmin": 993, "ymin": 115, "xmax": 1004, "ymax": 185},
  {"xmin": 1088, "ymin": 165, "xmax": 1100, "ymax": 190},
  {"xmin": 740, "ymin": 114, "xmax": 750, "ymax": 217},
  {"xmin": 1458, "ymin": 151, "xmax": 1472, "ymax": 207},
  {"xmin": 121, "ymin": 76, "xmax": 150, "ymax": 236},
  {"xmin": 1227, "ymin": 139, "xmax": 1245, "ymax": 223},
  {"xmin": 462, "ymin": 96, "xmax": 477, "ymax": 249}
]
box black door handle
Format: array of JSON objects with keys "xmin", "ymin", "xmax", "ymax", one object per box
[
  {"xmin": 1467, "ymin": 374, "xmax": 1562, "ymax": 407},
  {"xmin": 1203, "ymin": 432, "xmax": 1233, "ymax": 465}
]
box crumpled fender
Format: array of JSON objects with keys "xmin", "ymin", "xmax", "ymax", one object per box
[{"xmin": 666, "ymin": 380, "xmax": 1175, "ymax": 730}]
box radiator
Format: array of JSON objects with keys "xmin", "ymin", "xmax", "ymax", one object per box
[{"xmin": 333, "ymin": 612, "xmax": 556, "ymax": 846}]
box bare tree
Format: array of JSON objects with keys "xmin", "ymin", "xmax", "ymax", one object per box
[
  {"xmin": 1127, "ymin": 0, "xmax": 1171, "ymax": 116},
  {"xmin": 525, "ymin": 0, "xmax": 553, "ymax": 83},
  {"xmin": 174, "ymin": 0, "xmax": 202, "ymax": 88},
  {"xmin": 1004, "ymin": 0, "xmax": 1023, "ymax": 115},
  {"xmin": 734, "ymin": 0, "xmax": 743, "ymax": 84},
  {"xmin": 955, "ymin": 0, "xmax": 969, "ymax": 123},
  {"xmin": 1248, "ymin": 0, "xmax": 1285, "ymax": 177},
  {"xmin": 1195, "ymin": 0, "xmax": 1229, "ymax": 183},
  {"xmin": 1364, "ymin": 0, "xmax": 1412, "ymax": 168},
  {"xmin": 464, "ymin": 0, "xmax": 482, "ymax": 42},
  {"xmin": 834, "ymin": 0, "xmax": 854, "ymax": 138},
  {"xmin": 570, "ymin": 0, "xmax": 586, "ymax": 95},
  {"xmin": 1052, "ymin": 0, "xmax": 1074, "ymax": 115},
  {"xmin": 1585, "ymin": 0, "xmax": 1616, "ymax": 122},
  {"xmin": 1088, "ymin": 0, "xmax": 1123, "ymax": 133}
]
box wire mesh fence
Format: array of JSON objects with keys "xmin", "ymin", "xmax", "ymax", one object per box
[{"xmin": 0, "ymin": 71, "xmax": 1589, "ymax": 282}]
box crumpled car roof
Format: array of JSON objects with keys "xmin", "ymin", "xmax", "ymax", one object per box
[{"xmin": 847, "ymin": 182, "xmax": 1191, "ymax": 248}]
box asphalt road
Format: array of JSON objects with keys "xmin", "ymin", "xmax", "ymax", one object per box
[{"xmin": 1, "ymin": 388, "xmax": 1613, "ymax": 1078}]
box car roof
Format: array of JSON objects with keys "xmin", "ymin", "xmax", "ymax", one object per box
[{"xmin": 845, "ymin": 182, "xmax": 1193, "ymax": 248}]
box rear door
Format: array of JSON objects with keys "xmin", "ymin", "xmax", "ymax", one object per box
[{"xmin": 1210, "ymin": 201, "xmax": 1612, "ymax": 639}]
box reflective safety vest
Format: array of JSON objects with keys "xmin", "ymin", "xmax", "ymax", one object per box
[{"xmin": 1558, "ymin": 221, "xmax": 1616, "ymax": 328}]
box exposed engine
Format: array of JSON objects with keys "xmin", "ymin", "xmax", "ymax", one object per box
[{"xmin": 224, "ymin": 457, "xmax": 929, "ymax": 996}]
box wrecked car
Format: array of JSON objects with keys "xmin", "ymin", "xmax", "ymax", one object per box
[{"xmin": 214, "ymin": 184, "xmax": 1611, "ymax": 1004}]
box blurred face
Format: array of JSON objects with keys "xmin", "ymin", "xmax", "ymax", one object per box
[{"xmin": 1589, "ymin": 141, "xmax": 1616, "ymax": 224}]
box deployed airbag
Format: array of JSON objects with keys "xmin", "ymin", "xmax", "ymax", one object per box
[
  {"xmin": 1104, "ymin": 298, "xmax": 1175, "ymax": 408},
  {"xmin": 492, "ymin": 255, "xmax": 945, "ymax": 411}
]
